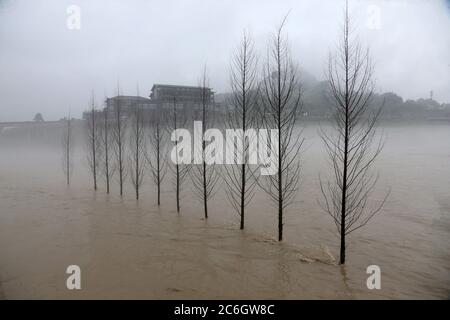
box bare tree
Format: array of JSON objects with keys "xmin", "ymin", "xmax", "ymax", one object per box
[
  {"xmin": 190, "ymin": 66, "xmax": 220, "ymax": 219},
  {"xmin": 86, "ymin": 92, "xmax": 102, "ymax": 191},
  {"xmin": 319, "ymin": 2, "xmax": 388, "ymax": 264},
  {"xmin": 61, "ymin": 112, "xmax": 74, "ymax": 185},
  {"xmin": 100, "ymin": 102, "xmax": 115, "ymax": 194},
  {"xmin": 112, "ymin": 85, "xmax": 127, "ymax": 196},
  {"xmin": 259, "ymin": 16, "xmax": 303, "ymax": 241},
  {"xmin": 147, "ymin": 107, "xmax": 167, "ymax": 206},
  {"xmin": 129, "ymin": 94, "xmax": 146, "ymax": 200},
  {"xmin": 167, "ymin": 97, "xmax": 191, "ymax": 213},
  {"xmin": 223, "ymin": 31, "xmax": 259, "ymax": 229}
]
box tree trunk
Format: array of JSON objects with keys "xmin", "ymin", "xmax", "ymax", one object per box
[
  {"xmin": 118, "ymin": 114, "xmax": 123, "ymax": 197},
  {"xmin": 240, "ymin": 100, "xmax": 246, "ymax": 230},
  {"xmin": 340, "ymin": 21, "xmax": 349, "ymax": 265},
  {"xmin": 135, "ymin": 124, "xmax": 139, "ymax": 200},
  {"xmin": 105, "ymin": 111, "xmax": 110, "ymax": 194},
  {"xmin": 176, "ymin": 164, "xmax": 180, "ymax": 213},
  {"xmin": 92, "ymin": 109, "xmax": 97, "ymax": 191},
  {"xmin": 277, "ymin": 43, "xmax": 283, "ymax": 242},
  {"xmin": 66, "ymin": 118, "xmax": 70, "ymax": 185},
  {"xmin": 240, "ymin": 163, "xmax": 245, "ymax": 230},
  {"xmin": 203, "ymin": 160, "xmax": 208, "ymax": 219},
  {"xmin": 202, "ymin": 89, "xmax": 208, "ymax": 219},
  {"xmin": 157, "ymin": 124, "xmax": 160, "ymax": 206}
]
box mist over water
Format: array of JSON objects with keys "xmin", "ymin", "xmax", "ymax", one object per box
[
  {"xmin": 0, "ymin": 122, "xmax": 448, "ymax": 299},
  {"xmin": 0, "ymin": 0, "xmax": 449, "ymax": 301}
]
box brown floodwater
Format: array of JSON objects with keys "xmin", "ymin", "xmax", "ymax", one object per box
[{"xmin": 0, "ymin": 122, "xmax": 449, "ymax": 299}]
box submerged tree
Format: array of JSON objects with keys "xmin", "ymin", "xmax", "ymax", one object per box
[
  {"xmin": 100, "ymin": 100, "xmax": 115, "ymax": 194},
  {"xmin": 147, "ymin": 106, "xmax": 167, "ymax": 206},
  {"xmin": 190, "ymin": 66, "xmax": 220, "ymax": 219},
  {"xmin": 61, "ymin": 112, "xmax": 74, "ymax": 185},
  {"xmin": 259, "ymin": 16, "xmax": 303, "ymax": 241},
  {"xmin": 223, "ymin": 31, "xmax": 259, "ymax": 229},
  {"xmin": 129, "ymin": 94, "xmax": 146, "ymax": 200},
  {"xmin": 86, "ymin": 92, "xmax": 102, "ymax": 191},
  {"xmin": 167, "ymin": 97, "xmax": 190, "ymax": 213},
  {"xmin": 319, "ymin": 2, "xmax": 388, "ymax": 264},
  {"xmin": 112, "ymin": 85, "xmax": 127, "ymax": 196}
]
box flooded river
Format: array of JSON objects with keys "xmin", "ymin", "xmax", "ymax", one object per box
[{"xmin": 0, "ymin": 122, "xmax": 449, "ymax": 299}]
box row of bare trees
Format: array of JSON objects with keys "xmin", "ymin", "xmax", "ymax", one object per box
[
  {"xmin": 62, "ymin": 3, "xmax": 387, "ymax": 264},
  {"xmin": 78, "ymin": 89, "xmax": 191, "ymax": 212}
]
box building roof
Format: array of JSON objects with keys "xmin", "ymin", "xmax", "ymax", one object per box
[
  {"xmin": 151, "ymin": 84, "xmax": 212, "ymax": 91},
  {"xmin": 106, "ymin": 95, "xmax": 152, "ymax": 102}
]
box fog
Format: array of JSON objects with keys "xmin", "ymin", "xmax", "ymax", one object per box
[
  {"xmin": 0, "ymin": 0, "xmax": 449, "ymax": 121},
  {"xmin": 1, "ymin": 0, "xmax": 450, "ymax": 300},
  {"xmin": 1, "ymin": 122, "xmax": 449, "ymax": 298}
]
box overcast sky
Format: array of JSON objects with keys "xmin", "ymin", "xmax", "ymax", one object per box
[{"xmin": 0, "ymin": 0, "xmax": 449, "ymax": 121}]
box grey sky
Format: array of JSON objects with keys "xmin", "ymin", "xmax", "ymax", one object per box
[{"xmin": 0, "ymin": 0, "xmax": 449, "ymax": 121}]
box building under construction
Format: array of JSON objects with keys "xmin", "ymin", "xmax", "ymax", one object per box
[
  {"xmin": 150, "ymin": 84, "xmax": 214, "ymax": 109},
  {"xmin": 104, "ymin": 95, "xmax": 154, "ymax": 116},
  {"xmin": 101, "ymin": 84, "xmax": 215, "ymax": 119}
]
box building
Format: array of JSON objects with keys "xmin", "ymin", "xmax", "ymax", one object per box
[
  {"xmin": 149, "ymin": 84, "xmax": 214, "ymax": 110},
  {"xmin": 82, "ymin": 109, "xmax": 104, "ymax": 121},
  {"xmin": 105, "ymin": 95, "xmax": 154, "ymax": 114},
  {"xmin": 99, "ymin": 85, "xmax": 216, "ymax": 120},
  {"xmin": 97, "ymin": 95, "xmax": 155, "ymax": 120}
]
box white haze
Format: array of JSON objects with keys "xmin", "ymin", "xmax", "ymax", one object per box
[{"xmin": 0, "ymin": 0, "xmax": 449, "ymax": 121}]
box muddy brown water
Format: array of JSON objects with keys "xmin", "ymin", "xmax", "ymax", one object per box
[{"xmin": 0, "ymin": 122, "xmax": 449, "ymax": 299}]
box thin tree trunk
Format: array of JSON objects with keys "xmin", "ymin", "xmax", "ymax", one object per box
[
  {"xmin": 173, "ymin": 101, "xmax": 181, "ymax": 213},
  {"xmin": 135, "ymin": 118, "xmax": 139, "ymax": 200},
  {"xmin": 118, "ymin": 110, "xmax": 123, "ymax": 197},
  {"xmin": 190, "ymin": 67, "xmax": 217, "ymax": 219},
  {"xmin": 157, "ymin": 124, "xmax": 160, "ymax": 206},
  {"xmin": 176, "ymin": 163, "xmax": 180, "ymax": 212},
  {"xmin": 240, "ymin": 67, "xmax": 247, "ymax": 230},
  {"xmin": 240, "ymin": 112, "xmax": 246, "ymax": 230},
  {"xmin": 66, "ymin": 117, "xmax": 70, "ymax": 185},
  {"xmin": 104, "ymin": 110, "xmax": 110, "ymax": 194},
  {"xmin": 203, "ymin": 159, "xmax": 207, "ymax": 219},
  {"xmin": 277, "ymin": 38, "xmax": 283, "ymax": 241},
  {"xmin": 202, "ymin": 93, "xmax": 208, "ymax": 219},
  {"xmin": 341, "ymin": 112, "xmax": 348, "ymax": 264},
  {"xmin": 339, "ymin": 10, "xmax": 350, "ymax": 265},
  {"xmin": 112, "ymin": 86, "xmax": 125, "ymax": 197},
  {"xmin": 92, "ymin": 106, "xmax": 97, "ymax": 191}
]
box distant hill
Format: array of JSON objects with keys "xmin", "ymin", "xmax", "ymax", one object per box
[{"xmin": 216, "ymin": 79, "xmax": 450, "ymax": 120}]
